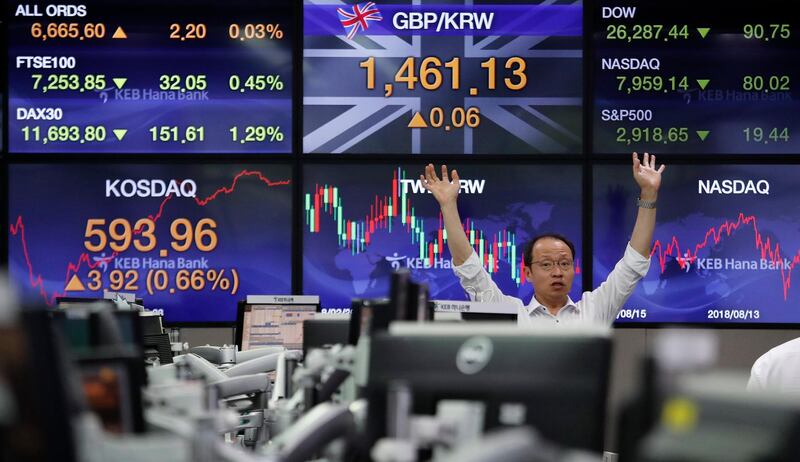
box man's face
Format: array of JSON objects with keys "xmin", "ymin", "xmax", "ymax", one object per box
[{"xmin": 523, "ymin": 237, "xmax": 575, "ymax": 301}]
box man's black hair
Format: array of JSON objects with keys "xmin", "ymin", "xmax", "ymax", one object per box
[{"xmin": 523, "ymin": 233, "xmax": 576, "ymax": 267}]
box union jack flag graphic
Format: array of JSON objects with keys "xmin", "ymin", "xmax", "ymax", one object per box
[{"xmin": 337, "ymin": 2, "xmax": 383, "ymax": 39}]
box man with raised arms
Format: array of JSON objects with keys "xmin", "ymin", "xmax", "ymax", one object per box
[{"xmin": 421, "ymin": 153, "xmax": 665, "ymax": 325}]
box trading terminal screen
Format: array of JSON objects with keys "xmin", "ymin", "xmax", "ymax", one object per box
[
  {"xmin": 592, "ymin": 1, "xmax": 799, "ymax": 154},
  {"xmin": 240, "ymin": 304, "xmax": 318, "ymax": 351}
]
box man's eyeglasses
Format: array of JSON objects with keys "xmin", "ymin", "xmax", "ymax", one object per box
[{"xmin": 532, "ymin": 260, "xmax": 574, "ymax": 272}]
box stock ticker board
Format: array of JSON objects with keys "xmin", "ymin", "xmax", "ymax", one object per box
[
  {"xmin": 595, "ymin": 165, "xmax": 800, "ymax": 324},
  {"xmin": 593, "ymin": 1, "xmax": 799, "ymax": 154},
  {"xmin": 7, "ymin": 1, "xmax": 797, "ymax": 155},
  {"xmin": 8, "ymin": 164, "xmax": 293, "ymax": 323},
  {"xmin": 8, "ymin": 1, "xmax": 293, "ymax": 153},
  {"xmin": 302, "ymin": 164, "xmax": 582, "ymax": 310}
]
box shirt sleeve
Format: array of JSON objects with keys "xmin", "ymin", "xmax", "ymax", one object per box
[
  {"xmin": 582, "ymin": 242, "xmax": 651, "ymax": 325},
  {"xmin": 452, "ymin": 250, "xmax": 524, "ymax": 309},
  {"xmin": 747, "ymin": 354, "xmax": 767, "ymax": 392}
]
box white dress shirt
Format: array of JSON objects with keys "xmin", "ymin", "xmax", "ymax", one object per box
[
  {"xmin": 747, "ymin": 337, "xmax": 800, "ymax": 393},
  {"xmin": 452, "ymin": 242, "xmax": 651, "ymax": 326}
]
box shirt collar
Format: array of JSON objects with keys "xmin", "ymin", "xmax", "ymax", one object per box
[{"xmin": 527, "ymin": 296, "xmax": 578, "ymax": 315}]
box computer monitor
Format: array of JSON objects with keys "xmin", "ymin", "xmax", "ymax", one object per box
[
  {"xmin": 76, "ymin": 352, "xmax": 146, "ymax": 434},
  {"xmin": 10, "ymin": 310, "xmax": 81, "ymax": 462},
  {"xmin": 636, "ymin": 373, "xmax": 800, "ymax": 461},
  {"xmin": 364, "ymin": 324, "xmax": 612, "ymax": 453},
  {"xmin": 347, "ymin": 298, "xmax": 394, "ymax": 346},
  {"xmin": 50, "ymin": 308, "xmax": 148, "ymax": 434},
  {"xmin": 346, "ymin": 274, "xmax": 436, "ymax": 346},
  {"xmin": 389, "ymin": 270, "xmax": 435, "ymax": 323},
  {"xmin": 52, "ymin": 303, "xmax": 145, "ymax": 355},
  {"xmin": 303, "ymin": 318, "xmax": 350, "ymax": 357},
  {"xmin": 235, "ymin": 296, "xmax": 320, "ymax": 351}
]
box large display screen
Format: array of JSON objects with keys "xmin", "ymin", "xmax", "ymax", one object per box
[
  {"xmin": 594, "ymin": 164, "xmax": 800, "ymax": 324},
  {"xmin": 8, "ymin": 1, "xmax": 293, "ymax": 153},
  {"xmin": 3, "ymin": 2, "xmax": 800, "ymax": 329},
  {"xmin": 8, "ymin": 164, "xmax": 293, "ymax": 323},
  {"xmin": 303, "ymin": 0, "xmax": 582, "ymax": 154},
  {"xmin": 593, "ymin": 1, "xmax": 799, "ymax": 154},
  {"xmin": 303, "ymin": 163, "xmax": 582, "ymax": 310}
]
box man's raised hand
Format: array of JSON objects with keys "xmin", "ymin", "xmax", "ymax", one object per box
[
  {"xmin": 421, "ymin": 164, "xmax": 460, "ymax": 207},
  {"xmin": 632, "ymin": 152, "xmax": 665, "ymax": 199}
]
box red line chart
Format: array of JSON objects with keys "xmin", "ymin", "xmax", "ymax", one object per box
[{"xmin": 651, "ymin": 212, "xmax": 800, "ymax": 300}]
